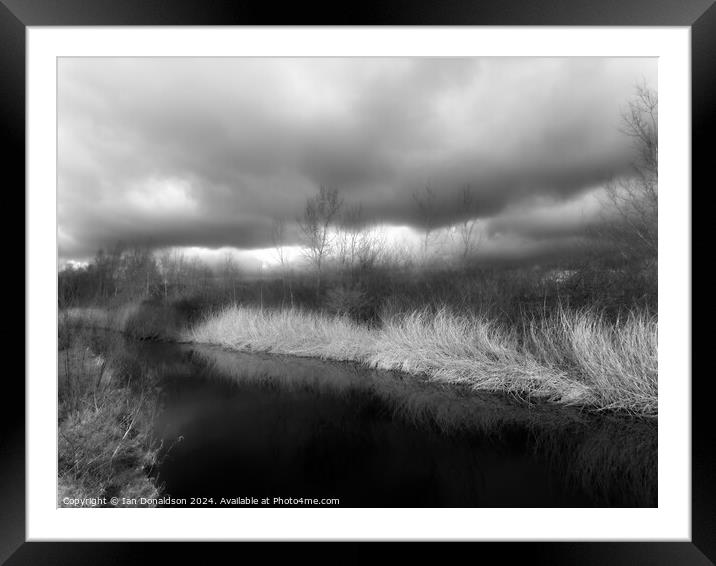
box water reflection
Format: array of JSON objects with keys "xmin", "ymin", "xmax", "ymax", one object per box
[{"xmin": 98, "ymin": 331, "xmax": 657, "ymax": 507}]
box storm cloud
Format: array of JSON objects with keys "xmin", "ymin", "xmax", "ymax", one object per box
[{"xmin": 58, "ymin": 57, "xmax": 656, "ymax": 262}]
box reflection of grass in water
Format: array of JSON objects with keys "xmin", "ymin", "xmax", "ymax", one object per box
[
  {"xmin": 531, "ymin": 417, "xmax": 657, "ymax": 507},
  {"xmin": 186, "ymin": 344, "xmax": 657, "ymax": 506},
  {"xmin": 58, "ymin": 326, "xmax": 163, "ymax": 507},
  {"xmin": 186, "ymin": 305, "xmax": 657, "ymax": 415}
]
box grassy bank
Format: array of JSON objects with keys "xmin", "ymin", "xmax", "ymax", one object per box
[
  {"xmin": 58, "ymin": 321, "xmax": 163, "ymax": 506},
  {"xmin": 185, "ymin": 305, "xmax": 657, "ymax": 415},
  {"xmin": 61, "ymin": 301, "xmax": 657, "ymax": 415}
]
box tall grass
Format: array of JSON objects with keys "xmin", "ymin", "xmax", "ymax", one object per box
[
  {"xmin": 526, "ymin": 308, "xmax": 657, "ymax": 414},
  {"xmin": 370, "ymin": 309, "xmax": 576, "ymax": 403},
  {"xmin": 58, "ymin": 325, "xmax": 163, "ymax": 506},
  {"xmin": 186, "ymin": 305, "xmax": 375, "ymax": 361},
  {"xmin": 185, "ymin": 304, "xmax": 657, "ymax": 415}
]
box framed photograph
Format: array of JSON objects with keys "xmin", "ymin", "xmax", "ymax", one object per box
[{"xmin": 9, "ymin": 0, "xmax": 709, "ymax": 563}]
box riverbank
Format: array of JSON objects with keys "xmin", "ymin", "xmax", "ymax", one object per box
[
  {"xmin": 56, "ymin": 318, "xmax": 657, "ymax": 506},
  {"xmin": 61, "ymin": 302, "xmax": 658, "ymax": 416},
  {"xmin": 58, "ymin": 325, "xmax": 163, "ymax": 507}
]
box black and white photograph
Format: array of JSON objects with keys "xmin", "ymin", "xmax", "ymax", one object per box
[{"xmin": 55, "ymin": 55, "xmax": 660, "ymax": 510}]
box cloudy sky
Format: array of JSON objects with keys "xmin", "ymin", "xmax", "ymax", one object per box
[{"xmin": 58, "ymin": 57, "xmax": 656, "ymax": 268}]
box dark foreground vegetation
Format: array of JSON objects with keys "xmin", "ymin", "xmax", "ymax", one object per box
[{"xmin": 58, "ymin": 318, "xmax": 163, "ymax": 506}]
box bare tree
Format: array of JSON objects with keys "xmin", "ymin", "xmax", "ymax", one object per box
[
  {"xmin": 455, "ymin": 186, "xmax": 483, "ymax": 264},
  {"xmin": 156, "ymin": 249, "xmax": 173, "ymax": 300},
  {"xmin": 412, "ymin": 185, "xmax": 438, "ymax": 262},
  {"xmin": 334, "ymin": 204, "xmax": 387, "ymax": 281},
  {"xmin": 184, "ymin": 256, "xmax": 211, "ymax": 294},
  {"xmin": 103, "ymin": 242, "xmax": 126, "ymax": 298},
  {"xmin": 157, "ymin": 248, "xmax": 187, "ymax": 299},
  {"xmin": 355, "ymin": 224, "xmax": 385, "ymax": 274},
  {"xmin": 92, "ymin": 248, "xmax": 112, "ymax": 301},
  {"xmin": 335, "ymin": 203, "xmax": 363, "ymax": 276},
  {"xmin": 298, "ymin": 185, "xmax": 343, "ymax": 299},
  {"xmin": 271, "ymin": 218, "xmax": 287, "ymax": 270},
  {"xmin": 121, "ymin": 244, "xmax": 160, "ymax": 298},
  {"xmin": 603, "ymin": 82, "xmax": 658, "ymax": 261},
  {"xmin": 222, "ymin": 252, "xmax": 240, "ymax": 303},
  {"xmin": 270, "ymin": 218, "xmax": 293, "ymax": 306}
]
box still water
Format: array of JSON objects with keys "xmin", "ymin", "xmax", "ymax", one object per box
[{"xmin": 109, "ymin": 334, "xmax": 657, "ymax": 507}]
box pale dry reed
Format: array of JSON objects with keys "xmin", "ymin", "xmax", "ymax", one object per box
[{"xmin": 185, "ymin": 305, "xmax": 657, "ymax": 414}]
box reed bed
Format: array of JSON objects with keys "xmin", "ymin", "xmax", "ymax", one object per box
[{"xmin": 185, "ymin": 304, "xmax": 657, "ymax": 415}]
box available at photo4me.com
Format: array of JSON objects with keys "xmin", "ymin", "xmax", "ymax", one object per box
[{"xmin": 60, "ymin": 495, "xmax": 341, "ymax": 507}]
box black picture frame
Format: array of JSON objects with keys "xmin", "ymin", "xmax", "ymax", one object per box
[{"xmin": 6, "ymin": 0, "xmax": 709, "ymax": 563}]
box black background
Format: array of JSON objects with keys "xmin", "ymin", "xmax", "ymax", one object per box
[{"xmin": 4, "ymin": 0, "xmax": 711, "ymax": 563}]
